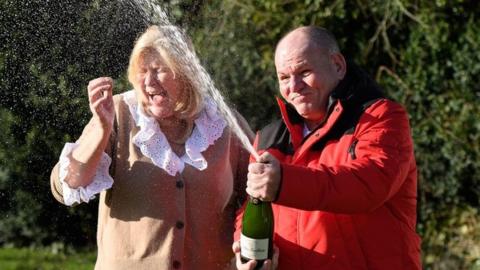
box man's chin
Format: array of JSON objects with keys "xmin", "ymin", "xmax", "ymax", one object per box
[
  {"xmin": 295, "ymin": 108, "xmax": 325, "ymax": 125},
  {"xmin": 294, "ymin": 105, "xmax": 311, "ymax": 117}
]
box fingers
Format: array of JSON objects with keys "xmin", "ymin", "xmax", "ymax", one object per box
[
  {"xmin": 88, "ymin": 84, "xmax": 112, "ymax": 104},
  {"xmin": 247, "ymin": 152, "xmax": 282, "ymax": 201},
  {"xmin": 273, "ymin": 245, "xmax": 280, "ymax": 258},
  {"xmin": 272, "ymin": 245, "xmax": 280, "ymax": 269},
  {"xmin": 88, "ymin": 77, "xmax": 113, "ymax": 91},
  {"xmin": 248, "ymin": 162, "xmax": 266, "ymax": 174},
  {"xmin": 90, "ymin": 92, "xmax": 112, "ymax": 114},
  {"xmin": 261, "ymin": 259, "xmax": 272, "ymax": 270},
  {"xmin": 246, "ymin": 171, "xmax": 269, "ymax": 200},
  {"xmin": 232, "ymin": 241, "xmax": 241, "ymax": 253},
  {"xmin": 233, "ymin": 241, "xmax": 258, "ymax": 270},
  {"xmin": 88, "ymin": 77, "xmax": 113, "ymax": 104},
  {"xmin": 257, "ymin": 151, "xmax": 275, "ymax": 163},
  {"xmin": 88, "ymin": 86, "xmax": 107, "ymax": 104},
  {"xmin": 87, "ymin": 77, "xmax": 114, "ymax": 130},
  {"xmin": 235, "ymin": 252, "xmax": 257, "ymax": 270},
  {"xmin": 249, "ymin": 152, "xmax": 279, "ymax": 175}
]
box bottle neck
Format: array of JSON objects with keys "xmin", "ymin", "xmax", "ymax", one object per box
[
  {"xmin": 248, "ymin": 196, "xmax": 271, "ymax": 205},
  {"xmin": 248, "ymin": 196, "xmax": 261, "ymax": 205}
]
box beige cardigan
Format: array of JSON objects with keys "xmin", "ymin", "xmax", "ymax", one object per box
[{"xmin": 51, "ymin": 94, "xmax": 253, "ymax": 269}]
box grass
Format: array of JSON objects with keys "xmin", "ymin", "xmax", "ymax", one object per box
[{"xmin": 0, "ymin": 247, "xmax": 96, "ymax": 270}]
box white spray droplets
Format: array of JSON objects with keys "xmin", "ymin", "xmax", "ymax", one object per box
[{"xmin": 127, "ymin": 0, "xmax": 260, "ymax": 159}]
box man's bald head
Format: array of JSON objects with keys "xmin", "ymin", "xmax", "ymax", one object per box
[{"xmin": 275, "ymin": 26, "xmax": 340, "ymax": 56}]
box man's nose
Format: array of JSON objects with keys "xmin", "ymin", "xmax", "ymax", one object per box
[{"xmin": 289, "ymin": 76, "xmax": 305, "ymax": 93}]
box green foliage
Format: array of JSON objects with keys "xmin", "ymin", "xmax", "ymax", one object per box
[
  {"xmin": 0, "ymin": 247, "xmax": 95, "ymax": 270},
  {"xmin": 0, "ymin": 0, "xmax": 146, "ymax": 247}
]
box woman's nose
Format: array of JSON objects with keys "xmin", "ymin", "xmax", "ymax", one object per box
[{"xmin": 144, "ymin": 70, "xmax": 156, "ymax": 86}]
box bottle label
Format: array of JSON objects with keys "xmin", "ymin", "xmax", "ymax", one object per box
[{"xmin": 240, "ymin": 233, "xmax": 269, "ymax": 260}]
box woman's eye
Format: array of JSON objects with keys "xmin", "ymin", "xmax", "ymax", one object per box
[
  {"xmin": 157, "ymin": 67, "xmax": 170, "ymax": 74},
  {"xmin": 156, "ymin": 68, "xmax": 172, "ymax": 78},
  {"xmin": 137, "ymin": 71, "xmax": 147, "ymax": 79}
]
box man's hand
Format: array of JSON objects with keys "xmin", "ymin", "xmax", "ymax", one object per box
[
  {"xmin": 246, "ymin": 152, "xmax": 281, "ymax": 202},
  {"xmin": 231, "ymin": 241, "xmax": 278, "ymax": 270}
]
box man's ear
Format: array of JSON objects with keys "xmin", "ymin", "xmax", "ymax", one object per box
[{"xmin": 331, "ymin": 52, "xmax": 347, "ymax": 79}]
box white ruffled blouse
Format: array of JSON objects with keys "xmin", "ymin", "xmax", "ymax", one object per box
[{"xmin": 59, "ymin": 90, "xmax": 226, "ymax": 206}]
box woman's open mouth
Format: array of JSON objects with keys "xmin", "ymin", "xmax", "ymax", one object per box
[{"xmin": 148, "ymin": 91, "xmax": 168, "ymax": 104}]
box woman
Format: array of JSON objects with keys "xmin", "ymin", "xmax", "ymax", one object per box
[{"xmin": 50, "ymin": 25, "xmax": 253, "ymax": 269}]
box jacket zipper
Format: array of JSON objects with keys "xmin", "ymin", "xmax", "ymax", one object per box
[{"xmin": 348, "ymin": 139, "xmax": 358, "ymax": 160}]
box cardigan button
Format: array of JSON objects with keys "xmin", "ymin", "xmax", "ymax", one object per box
[
  {"xmin": 176, "ymin": 180, "xmax": 184, "ymax": 189},
  {"xmin": 176, "ymin": 221, "xmax": 184, "ymax": 229},
  {"xmin": 173, "ymin": 260, "xmax": 181, "ymax": 269}
]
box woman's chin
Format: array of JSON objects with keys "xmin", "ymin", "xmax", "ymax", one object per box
[{"xmin": 148, "ymin": 107, "xmax": 174, "ymax": 120}]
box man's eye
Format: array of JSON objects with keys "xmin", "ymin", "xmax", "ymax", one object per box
[{"xmin": 301, "ymin": 70, "xmax": 311, "ymax": 76}]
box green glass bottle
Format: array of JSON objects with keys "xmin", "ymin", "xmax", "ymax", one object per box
[{"xmin": 240, "ymin": 196, "xmax": 274, "ymax": 269}]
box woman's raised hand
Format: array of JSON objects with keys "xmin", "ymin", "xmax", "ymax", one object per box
[{"xmin": 87, "ymin": 77, "xmax": 115, "ymax": 131}]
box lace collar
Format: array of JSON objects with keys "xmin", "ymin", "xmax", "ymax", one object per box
[{"xmin": 122, "ymin": 90, "xmax": 226, "ymax": 176}]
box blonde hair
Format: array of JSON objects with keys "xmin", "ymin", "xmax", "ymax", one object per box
[{"xmin": 127, "ymin": 25, "xmax": 203, "ymax": 119}]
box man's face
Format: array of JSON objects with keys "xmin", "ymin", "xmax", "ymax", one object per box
[{"xmin": 275, "ymin": 34, "xmax": 345, "ymax": 128}]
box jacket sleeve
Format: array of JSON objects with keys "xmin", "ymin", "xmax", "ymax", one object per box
[{"xmin": 275, "ymin": 100, "xmax": 415, "ymax": 213}]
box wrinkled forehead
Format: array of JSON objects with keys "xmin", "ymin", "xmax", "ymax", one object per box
[
  {"xmin": 275, "ymin": 34, "xmax": 332, "ymax": 70},
  {"xmin": 275, "ymin": 42, "xmax": 317, "ymax": 69}
]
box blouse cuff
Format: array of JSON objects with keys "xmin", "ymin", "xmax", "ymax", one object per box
[{"xmin": 58, "ymin": 142, "xmax": 114, "ymax": 206}]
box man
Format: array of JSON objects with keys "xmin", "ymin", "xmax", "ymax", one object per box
[{"xmin": 233, "ymin": 26, "xmax": 421, "ymax": 269}]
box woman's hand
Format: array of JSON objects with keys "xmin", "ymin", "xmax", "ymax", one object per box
[
  {"xmin": 87, "ymin": 77, "xmax": 115, "ymax": 131},
  {"xmin": 231, "ymin": 241, "xmax": 279, "ymax": 270},
  {"xmin": 64, "ymin": 77, "xmax": 114, "ymax": 189}
]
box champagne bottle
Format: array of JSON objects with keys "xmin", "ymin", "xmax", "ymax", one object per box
[{"xmin": 240, "ymin": 196, "xmax": 274, "ymax": 269}]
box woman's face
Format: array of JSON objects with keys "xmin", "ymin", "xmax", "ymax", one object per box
[{"xmin": 135, "ymin": 51, "xmax": 183, "ymax": 120}]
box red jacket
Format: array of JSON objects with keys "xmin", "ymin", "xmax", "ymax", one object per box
[{"xmin": 235, "ymin": 65, "xmax": 421, "ymax": 269}]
